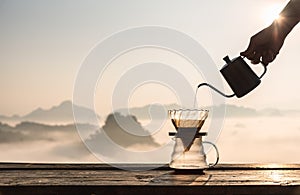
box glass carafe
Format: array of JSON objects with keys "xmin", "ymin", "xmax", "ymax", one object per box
[{"xmin": 169, "ymin": 109, "xmax": 219, "ymax": 169}]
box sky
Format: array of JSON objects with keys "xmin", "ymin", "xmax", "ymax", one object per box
[{"xmin": 0, "ymin": 0, "xmax": 299, "ymax": 116}]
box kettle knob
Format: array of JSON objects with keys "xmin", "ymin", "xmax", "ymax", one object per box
[{"xmin": 223, "ymin": 56, "xmax": 232, "ymax": 64}]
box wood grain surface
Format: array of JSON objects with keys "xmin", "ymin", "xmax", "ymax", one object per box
[{"xmin": 0, "ymin": 163, "xmax": 300, "ymax": 195}]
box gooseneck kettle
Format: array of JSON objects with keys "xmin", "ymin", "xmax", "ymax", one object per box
[{"xmin": 198, "ymin": 55, "xmax": 267, "ymax": 98}]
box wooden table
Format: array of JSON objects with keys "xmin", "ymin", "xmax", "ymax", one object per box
[{"xmin": 0, "ymin": 163, "xmax": 300, "ymax": 195}]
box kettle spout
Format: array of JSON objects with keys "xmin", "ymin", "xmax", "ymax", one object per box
[{"xmin": 197, "ymin": 83, "xmax": 235, "ymax": 98}]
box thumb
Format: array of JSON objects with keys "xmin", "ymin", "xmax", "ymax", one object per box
[{"xmin": 241, "ymin": 42, "xmax": 255, "ymax": 57}]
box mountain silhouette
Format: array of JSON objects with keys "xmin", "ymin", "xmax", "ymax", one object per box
[
  {"xmin": 1, "ymin": 100, "xmax": 300, "ymax": 127},
  {"xmin": 86, "ymin": 112, "xmax": 160, "ymax": 160},
  {"xmin": 0, "ymin": 100, "xmax": 99, "ymax": 125}
]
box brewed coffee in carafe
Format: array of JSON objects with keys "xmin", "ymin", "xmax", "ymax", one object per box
[{"xmin": 169, "ymin": 109, "xmax": 212, "ymax": 169}]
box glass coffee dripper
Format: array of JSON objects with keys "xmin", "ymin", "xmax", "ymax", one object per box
[{"xmin": 169, "ymin": 109, "xmax": 219, "ymax": 169}]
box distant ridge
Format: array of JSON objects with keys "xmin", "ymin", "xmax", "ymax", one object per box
[
  {"xmin": 117, "ymin": 103, "xmax": 300, "ymax": 119},
  {"xmin": 0, "ymin": 100, "xmax": 99, "ymax": 125},
  {"xmin": 1, "ymin": 100, "xmax": 300, "ymax": 126},
  {"xmin": 23, "ymin": 100, "xmax": 74, "ymax": 121}
]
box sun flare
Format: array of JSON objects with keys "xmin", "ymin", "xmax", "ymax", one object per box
[{"xmin": 263, "ymin": 3, "xmax": 283, "ymax": 25}]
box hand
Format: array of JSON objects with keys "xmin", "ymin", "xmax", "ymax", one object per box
[{"xmin": 241, "ymin": 21, "xmax": 286, "ymax": 65}]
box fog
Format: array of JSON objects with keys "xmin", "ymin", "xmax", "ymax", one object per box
[
  {"xmin": 0, "ymin": 114, "xmax": 299, "ymax": 164},
  {"xmin": 215, "ymin": 116, "xmax": 300, "ymax": 163}
]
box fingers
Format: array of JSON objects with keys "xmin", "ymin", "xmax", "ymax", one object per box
[
  {"xmin": 241, "ymin": 23, "xmax": 282, "ymax": 66},
  {"xmin": 240, "ymin": 41, "xmax": 262, "ymax": 64},
  {"xmin": 241, "ymin": 50, "xmax": 262, "ymax": 64},
  {"xmin": 241, "ymin": 49, "xmax": 276, "ymax": 66},
  {"xmin": 240, "ymin": 29, "xmax": 272, "ymax": 65},
  {"xmin": 251, "ymin": 52, "xmax": 262, "ymax": 64},
  {"xmin": 241, "ymin": 47, "xmax": 279, "ymax": 65},
  {"xmin": 240, "ymin": 37, "xmax": 256, "ymax": 58},
  {"xmin": 261, "ymin": 50, "xmax": 276, "ymax": 65}
]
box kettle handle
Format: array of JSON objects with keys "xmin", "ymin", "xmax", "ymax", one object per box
[
  {"xmin": 241, "ymin": 56, "xmax": 267, "ymax": 79},
  {"xmin": 258, "ymin": 62, "xmax": 267, "ymax": 79}
]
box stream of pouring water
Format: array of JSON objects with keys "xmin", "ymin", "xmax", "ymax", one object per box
[{"xmin": 193, "ymin": 87, "xmax": 199, "ymax": 108}]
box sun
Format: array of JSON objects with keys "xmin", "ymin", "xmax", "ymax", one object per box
[{"xmin": 263, "ymin": 3, "xmax": 283, "ymax": 25}]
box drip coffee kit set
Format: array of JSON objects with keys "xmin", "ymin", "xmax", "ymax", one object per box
[{"xmin": 168, "ymin": 55, "xmax": 267, "ymax": 170}]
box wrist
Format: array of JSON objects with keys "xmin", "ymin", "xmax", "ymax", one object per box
[
  {"xmin": 276, "ymin": 0, "xmax": 300, "ymax": 35},
  {"xmin": 270, "ymin": 17, "xmax": 297, "ymax": 39}
]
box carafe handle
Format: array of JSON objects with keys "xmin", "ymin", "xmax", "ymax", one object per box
[{"xmin": 203, "ymin": 141, "xmax": 219, "ymax": 168}]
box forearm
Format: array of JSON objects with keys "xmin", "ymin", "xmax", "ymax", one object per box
[
  {"xmin": 270, "ymin": 0, "xmax": 300, "ymax": 40},
  {"xmin": 280, "ymin": 0, "xmax": 300, "ymax": 18},
  {"xmin": 278, "ymin": 0, "xmax": 300, "ymax": 29}
]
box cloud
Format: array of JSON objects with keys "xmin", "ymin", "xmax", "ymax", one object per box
[
  {"xmin": 0, "ymin": 127, "xmax": 25, "ymax": 143},
  {"xmin": 0, "ymin": 121, "xmax": 99, "ymax": 162},
  {"xmin": 234, "ymin": 123, "xmax": 246, "ymax": 128},
  {"xmin": 49, "ymin": 140, "xmax": 96, "ymax": 161},
  {"xmin": 0, "ymin": 121, "xmax": 97, "ymax": 143}
]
